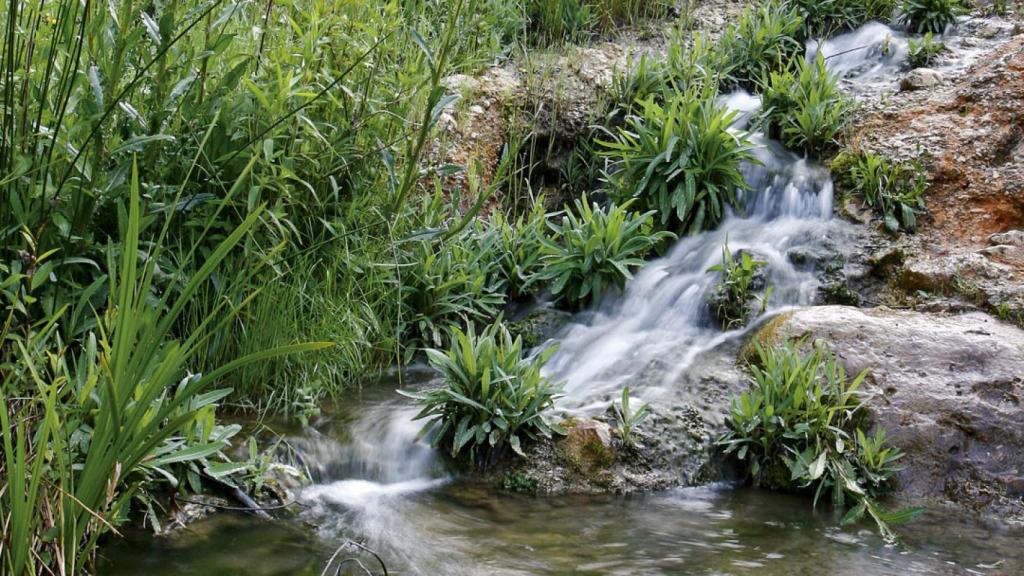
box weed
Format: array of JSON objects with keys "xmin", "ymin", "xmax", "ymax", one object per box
[
  {"xmin": 757, "ymin": 55, "xmax": 853, "ymax": 157},
  {"xmin": 830, "ymin": 151, "xmax": 926, "ymax": 233},
  {"xmin": 612, "ymin": 386, "xmax": 650, "ymax": 446},
  {"xmin": 600, "ymin": 89, "xmax": 758, "ymax": 234},
  {"xmin": 536, "ymin": 196, "xmax": 675, "ymax": 308},
  {"xmin": 720, "ymin": 340, "xmax": 922, "ymax": 542},
  {"xmin": 908, "ymin": 32, "xmax": 947, "ymax": 68},
  {"xmin": 403, "ymin": 322, "xmax": 563, "ymax": 467},
  {"xmin": 707, "ymin": 242, "xmax": 773, "ymax": 329},
  {"xmin": 899, "ymin": 0, "xmax": 966, "ymax": 34}
]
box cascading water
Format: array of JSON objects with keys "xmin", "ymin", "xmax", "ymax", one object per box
[{"xmin": 102, "ymin": 21, "xmax": 1024, "ymax": 576}]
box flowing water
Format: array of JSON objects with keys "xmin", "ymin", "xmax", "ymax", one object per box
[{"xmin": 102, "ymin": 23, "xmax": 1024, "ymax": 576}]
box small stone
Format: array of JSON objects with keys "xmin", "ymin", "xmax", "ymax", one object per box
[
  {"xmin": 469, "ymin": 104, "xmax": 485, "ymax": 115},
  {"xmin": 989, "ymin": 230, "xmax": 1024, "ymax": 247},
  {"xmin": 900, "ymin": 68, "xmax": 944, "ymax": 91}
]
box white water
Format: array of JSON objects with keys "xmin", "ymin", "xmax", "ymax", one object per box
[{"xmin": 290, "ymin": 22, "xmax": 990, "ymax": 572}]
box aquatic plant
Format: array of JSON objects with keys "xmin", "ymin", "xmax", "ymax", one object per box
[
  {"xmin": 757, "ymin": 55, "xmax": 853, "ymax": 157},
  {"xmin": 830, "ymin": 151, "xmax": 926, "ymax": 233},
  {"xmin": 720, "ymin": 341, "xmax": 921, "ymax": 542},
  {"xmin": 405, "ymin": 322, "xmax": 563, "ymax": 466},
  {"xmin": 536, "ymin": 197, "xmax": 675, "ymax": 308},
  {"xmin": 706, "ymin": 243, "xmax": 773, "ymax": 329},
  {"xmin": 612, "ymin": 386, "xmax": 651, "ymax": 446},
  {"xmin": 908, "ymin": 32, "xmax": 948, "ymax": 67},
  {"xmin": 899, "ymin": 0, "xmax": 965, "ymax": 34},
  {"xmin": 600, "ymin": 89, "xmax": 758, "ymax": 234}
]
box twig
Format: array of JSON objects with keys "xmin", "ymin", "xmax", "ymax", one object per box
[{"xmin": 321, "ymin": 539, "xmax": 389, "ymax": 576}]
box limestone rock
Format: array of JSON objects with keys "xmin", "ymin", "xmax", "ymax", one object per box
[
  {"xmin": 900, "ymin": 68, "xmax": 944, "ymax": 91},
  {"xmin": 756, "ymin": 305, "xmax": 1024, "ymax": 522}
]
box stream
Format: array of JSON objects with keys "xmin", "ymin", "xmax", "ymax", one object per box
[{"xmin": 102, "ymin": 22, "xmax": 1024, "ymax": 576}]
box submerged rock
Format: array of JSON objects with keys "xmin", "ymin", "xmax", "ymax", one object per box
[{"xmin": 754, "ymin": 305, "xmax": 1024, "ymax": 523}]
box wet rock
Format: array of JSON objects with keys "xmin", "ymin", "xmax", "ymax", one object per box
[
  {"xmin": 756, "ymin": 305, "xmax": 1024, "ymax": 523},
  {"xmin": 507, "ymin": 305, "xmax": 572, "ymax": 349},
  {"xmin": 900, "ymin": 68, "xmax": 944, "ymax": 91},
  {"xmin": 557, "ymin": 418, "xmax": 614, "ymax": 473},
  {"xmin": 166, "ymin": 494, "xmax": 232, "ymax": 533}
]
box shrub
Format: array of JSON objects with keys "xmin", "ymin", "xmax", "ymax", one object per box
[
  {"xmin": 908, "ymin": 31, "xmax": 947, "ymax": 67},
  {"xmin": 600, "ymin": 90, "xmax": 758, "ymax": 234},
  {"xmin": 489, "ymin": 202, "xmax": 552, "ymax": 299},
  {"xmin": 536, "ymin": 197, "xmax": 675, "ymax": 307},
  {"xmin": 791, "ymin": 0, "xmax": 897, "ymax": 37},
  {"xmin": 706, "ymin": 243, "xmax": 773, "ymax": 329},
  {"xmin": 612, "ymin": 386, "xmax": 650, "ymax": 446},
  {"xmin": 720, "ymin": 341, "xmax": 921, "ymax": 541},
  {"xmin": 899, "ymin": 0, "xmax": 965, "ymax": 33},
  {"xmin": 404, "ymin": 322, "xmax": 563, "ymax": 466},
  {"xmin": 831, "ymin": 151, "xmax": 926, "ymax": 233},
  {"xmin": 717, "ymin": 1, "xmax": 805, "ymax": 89},
  {"xmin": 757, "ymin": 55, "xmax": 853, "ymax": 157}
]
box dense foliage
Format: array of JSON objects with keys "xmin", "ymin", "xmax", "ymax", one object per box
[
  {"xmin": 831, "ymin": 151, "xmax": 927, "ymax": 233},
  {"xmin": 791, "ymin": 0, "xmax": 897, "ymax": 37},
  {"xmin": 718, "ymin": 1, "xmax": 805, "ymax": 89},
  {"xmin": 899, "ymin": 0, "xmax": 966, "ymax": 33},
  {"xmin": 721, "ymin": 341, "xmax": 921, "ymax": 541},
  {"xmin": 537, "ymin": 197, "xmax": 674, "ymax": 307},
  {"xmin": 404, "ymin": 322, "xmax": 563, "ymax": 466},
  {"xmin": 600, "ymin": 91, "xmax": 758, "ymax": 235},
  {"xmin": 757, "ymin": 55, "xmax": 853, "ymax": 157}
]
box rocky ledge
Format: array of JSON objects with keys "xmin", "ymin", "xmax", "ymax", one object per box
[{"xmin": 753, "ymin": 305, "xmax": 1024, "ymax": 523}]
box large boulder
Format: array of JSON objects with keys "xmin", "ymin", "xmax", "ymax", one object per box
[{"xmin": 753, "ymin": 306, "xmax": 1024, "ymax": 522}]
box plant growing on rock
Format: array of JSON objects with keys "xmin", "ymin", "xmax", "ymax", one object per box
[
  {"xmin": 600, "ymin": 90, "xmax": 758, "ymax": 234},
  {"xmin": 907, "ymin": 32, "xmax": 947, "ymax": 68},
  {"xmin": 612, "ymin": 386, "xmax": 650, "ymax": 446},
  {"xmin": 404, "ymin": 322, "xmax": 563, "ymax": 466},
  {"xmin": 706, "ymin": 242, "xmax": 773, "ymax": 329},
  {"xmin": 720, "ymin": 340, "xmax": 921, "ymax": 541},
  {"xmin": 898, "ymin": 0, "xmax": 965, "ymax": 34},
  {"xmin": 757, "ymin": 55, "xmax": 853, "ymax": 157},
  {"xmin": 536, "ymin": 196, "xmax": 675, "ymax": 308},
  {"xmin": 830, "ymin": 151, "xmax": 926, "ymax": 233}
]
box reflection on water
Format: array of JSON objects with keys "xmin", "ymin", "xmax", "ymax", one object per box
[{"xmin": 102, "ymin": 480, "xmax": 1022, "ymax": 576}]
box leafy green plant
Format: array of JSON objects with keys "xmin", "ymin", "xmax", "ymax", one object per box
[
  {"xmin": 536, "ymin": 197, "xmax": 675, "ymax": 308},
  {"xmin": 612, "ymin": 386, "xmax": 650, "ymax": 446},
  {"xmin": 526, "ymin": 0, "xmax": 670, "ymax": 45},
  {"xmin": 403, "ymin": 322, "xmax": 563, "ymax": 466},
  {"xmin": 490, "ymin": 202, "xmax": 552, "ymax": 299},
  {"xmin": 831, "ymin": 151, "xmax": 926, "ymax": 233},
  {"xmin": 791, "ymin": 0, "xmax": 897, "ymax": 37},
  {"xmin": 757, "ymin": 55, "xmax": 853, "ymax": 157},
  {"xmin": 718, "ymin": 1, "xmax": 805, "ymax": 89},
  {"xmin": 600, "ymin": 90, "xmax": 757, "ymax": 234},
  {"xmin": 908, "ymin": 32, "xmax": 947, "ymax": 67},
  {"xmin": 706, "ymin": 243, "xmax": 773, "ymax": 329},
  {"xmin": 899, "ymin": 0, "xmax": 965, "ymax": 33},
  {"xmin": 720, "ymin": 341, "xmax": 921, "ymax": 542}
]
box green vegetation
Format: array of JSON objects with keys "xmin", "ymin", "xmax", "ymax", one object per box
[
  {"xmin": 600, "ymin": 91, "xmax": 758, "ymax": 234},
  {"xmin": 526, "ymin": 0, "xmax": 671, "ymax": 45},
  {"xmin": 707, "ymin": 243, "xmax": 773, "ymax": 329},
  {"xmin": 717, "ymin": 1, "xmax": 805, "ymax": 89},
  {"xmin": 758, "ymin": 55, "xmax": 853, "ymax": 157},
  {"xmin": 899, "ymin": 0, "xmax": 965, "ymax": 33},
  {"xmin": 908, "ymin": 32, "xmax": 948, "ymax": 68},
  {"xmin": 720, "ymin": 341, "xmax": 922, "ymax": 542},
  {"xmin": 831, "ymin": 151, "xmax": 926, "ymax": 233},
  {"xmin": 612, "ymin": 386, "xmax": 651, "ymax": 446},
  {"xmin": 403, "ymin": 322, "xmax": 563, "ymax": 466},
  {"xmin": 537, "ymin": 197, "xmax": 674, "ymax": 307},
  {"xmin": 792, "ymin": 0, "xmax": 897, "ymax": 37}
]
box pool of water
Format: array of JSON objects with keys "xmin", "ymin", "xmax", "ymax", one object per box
[{"xmin": 101, "ymin": 472, "xmax": 1022, "ymax": 576}]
